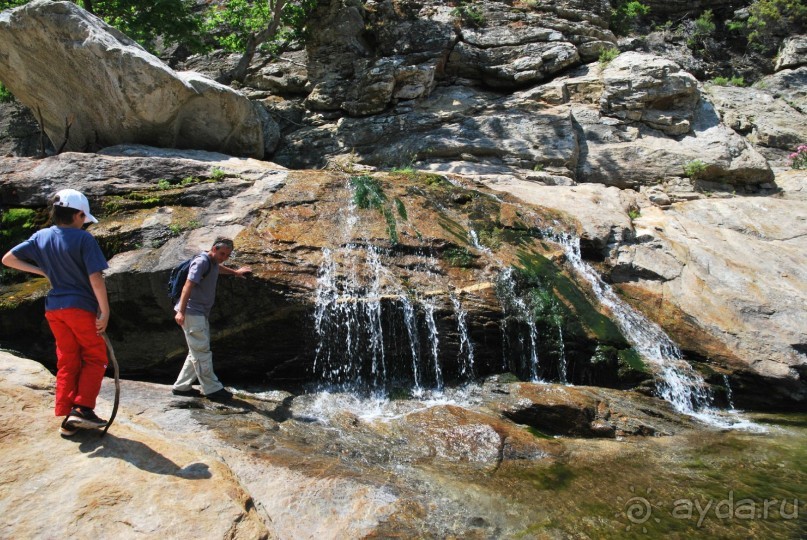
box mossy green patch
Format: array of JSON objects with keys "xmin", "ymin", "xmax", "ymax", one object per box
[
  {"xmin": 515, "ymin": 250, "xmax": 627, "ymax": 346},
  {"xmin": 444, "ymin": 247, "xmax": 476, "ymax": 268},
  {"xmin": 1, "ymin": 208, "xmax": 47, "ymax": 284},
  {"xmin": 350, "ymin": 175, "xmax": 400, "ymax": 245},
  {"xmin": 618, "ymin": 348, "xmax": 648, "ymax": 373},
  {"xmin": 526, "ymin": 426, "xmax": 554, "ymax": 440},
  {"xmin": 437, "ymin": 214, "xmax": 469, "ymax": 245},
  {"xmin": 0, "ymin": 278, "xmax": 50, "ymax": 309}
]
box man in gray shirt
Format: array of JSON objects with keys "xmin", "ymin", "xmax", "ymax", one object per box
[{"xmin": 172, "ymin": 237, "xmax": 252, "ymax": 399}]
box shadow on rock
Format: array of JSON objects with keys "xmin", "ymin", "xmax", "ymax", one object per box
[
  {"xmin": 171, "ymin": 393, "xmax": 309, "ymax": 424},
  {"xmin": 75, "ymin": 432, "xmax": 212, "ymax": 479}
]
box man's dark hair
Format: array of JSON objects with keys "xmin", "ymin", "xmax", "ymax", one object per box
[
  {"xmin": 50, "ymin": 200, "xmax": 81, "ymax": 226},
  {"xmin": 212, "ymin": 237, "xmax": 234, "ymax": 250}
]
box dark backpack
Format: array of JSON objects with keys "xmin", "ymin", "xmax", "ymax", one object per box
[{"xmin": 167, "ymin": 255, "xmax": 211, "ymax": 304}]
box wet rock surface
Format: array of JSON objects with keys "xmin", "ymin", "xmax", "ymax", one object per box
[
  {"xmin": 3, "ymin": 350, "xmax": 805, "ymax": 539},
  {"xmin": 1, "ymin": 146, "xmax": 805, "ymax": 409}
]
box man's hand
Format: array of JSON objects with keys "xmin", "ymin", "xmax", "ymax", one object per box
[
  {"xmin": 235, "ymin": 266, "xmax": 252, "ymax": 278},
  {"xmin": 175, "ymin": 311, "xmax": 185, "ymax": 327}
]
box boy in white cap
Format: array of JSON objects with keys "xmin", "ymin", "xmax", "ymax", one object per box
[{"xmin": 2, "ymin": 189, "xmax": 110, "ymax": 436}]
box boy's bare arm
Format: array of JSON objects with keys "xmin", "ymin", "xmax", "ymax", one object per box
[
  {"xmin": 1, "ymin": 251, "xmax": 47, "ymax": 277},
  {"xmin": 89, "ymin": 271, "xmax": 110, "ymax": 334}
]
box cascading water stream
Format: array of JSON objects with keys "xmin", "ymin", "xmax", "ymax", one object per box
[
  {"xmin": 554, "ymin": 232, "xmax": 714, "ymax": 416},
  {"xmin": 312, "ymin": 176, "xmax": 753, "ymax": 428},
  {"xmin": 422, "ymin": 299, "xmax": 443, "ymax": 390},
  {"xmin": 496, "ymin": 268, "xmax": 541, "ymax": 382},
  {"xmin": 450, "ymin": 295, "xmax": 475, "ymax": 378},
  {"xmin": 723, "ymin": 374, "xmax": 736, "ymax": 411},
  {"xmin": 557, "ymin": 324, "xmax": 567, "ymax": 384}
]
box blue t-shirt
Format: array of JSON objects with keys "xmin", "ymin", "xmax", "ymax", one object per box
[
  {"xmin": 181, "ymin": 252, "xmax": 219, "ymax": 317},
  {"xmin": 12, "ymin": 226, "xmax": 109, "ymax": 314}
]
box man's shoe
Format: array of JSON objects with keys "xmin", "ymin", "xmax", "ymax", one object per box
[
  {"xmin": 205, "ymin": 388, "xmax": 233, "ymax": 401},
  {"xmin": 66, "ymin": 406, "xmax": 107, "ymax": 429},
  {"xmin": 172, "ymin": 388, "xmax": 201, "ymax": 397},
  {"xmin": 59, "ymin": 417, "xmax": 78, "ymax": 437}
]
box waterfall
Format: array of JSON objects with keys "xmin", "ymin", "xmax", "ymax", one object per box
[
  {"xmin": 451, "ymin": 295, "xmax": 475, "ymax": 379},
  {"xmin": 723, "ymin": 374, "xmax": 735, "ymax": 410},
  {"xmin": 422, "ymin": 299, "xmax": 443, "ymax": 390},
  {"xmin": 557, "ymin": 323, "xmax": 567, "ymax": 384},
  {"xmin": 555, "ymin": 233, "xmax": 713, "ymax": 415},
  {"xmin": 496, "ymin": 268, "xmax": 541, "ymax": 381}
]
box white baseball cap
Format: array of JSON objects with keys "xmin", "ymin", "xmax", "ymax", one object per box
[{"xmin": 53, "ymin": 189, "xmax": 98, "ymax": 224}]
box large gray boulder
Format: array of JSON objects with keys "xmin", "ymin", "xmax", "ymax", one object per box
[
  {"xmin": 600, "ymin": 52, "xmax": 700, "ymax": 136},
  {"xmin": 704, "ymin": 83, "xmax": 807, "ymax": 152},
  {"xmin": 775, "ymin": 35, "xmax": 807, "ymax": 71},
  {"xmin": 0, "ymin": 1, "xmax": 272, "ymax": 158}
]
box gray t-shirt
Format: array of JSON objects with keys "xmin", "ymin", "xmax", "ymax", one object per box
[{"xmin": 182, "ymin": 253, "xmax": 219, "ymax": 317}]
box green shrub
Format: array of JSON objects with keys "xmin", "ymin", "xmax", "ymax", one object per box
[
  {"xmin": 445, "ymin": 247, "xmax": 475, "ymax": 268},
  {"xmin": 0, "ymin": 83, "xmax": 14, "ymax": 103},
  {"xmin": 687, "ymin": 9, "xmax": 716, "ymax": 49},
  {"xmin": 350, "ymin": 175, "xmax": 401, "ymax": 245},
  {"xmin": 598, "ymin": 48, "xmax": 620, "ymax": 66},
  {"xmin": 451, "ymin": 2, "xmax": 485, "ymax": 27},
  {"xmin": 747, "ymin": 0, "xmax": 807, "ymax": 46},
  {"xmin": 683, "ymin": 160, "xmax": 708, "ymax": 179},
  {"xmin": 610, "ymin": 1, "xmax": 650, "ymax": 35},
  {"xmin": 157, "ymin": 179, "xmax": 172, "ymax": 190},
  {"xmin": 210, "ymin": 167, "xmax": 227, "ymax": 181},
  {"xmin": 710, "ymin": 76, "xmax": 746, "ymax": 87}
]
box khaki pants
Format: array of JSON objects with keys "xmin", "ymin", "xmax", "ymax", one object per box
[{"xmin": 173, "ymin": 314, "xmax": 224, "ymax": 396}]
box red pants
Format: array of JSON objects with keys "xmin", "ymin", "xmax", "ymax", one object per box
[{"xmin": 45, "ymin": 308, "xmax": 108, "ymax": 417}]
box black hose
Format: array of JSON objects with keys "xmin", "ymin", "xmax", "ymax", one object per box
[{"xmin": 100, "ymin": 333, "xmax": 120, "ymax": 437}]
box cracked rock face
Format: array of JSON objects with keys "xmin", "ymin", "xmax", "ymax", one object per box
[{"xmin": 1, "ymin": 146, "xmax": 806, "ymax": 409}]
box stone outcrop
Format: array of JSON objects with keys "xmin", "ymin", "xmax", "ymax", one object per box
[
  {"xmin": 775, "ymin": 35, "xmax": 807, "ymax": 71},
  {"xmin": 0, "ymin": 101, "xmax": 47, "ymax": 157},
  {"xmin": 0, "ymin": 0, "xmax": 804, "ymax": 410},
  {"xmin": 1, "ymin": 146, "xmax": 805, "ymax": 410},
  {"xmin": 0, "ymin": 353, "xmax": 270, "ymax": 539},
  {"xmin": 704, "ymin": 82, "xmax": 807, "ymax": 152},
  {"xmin": 600, "ymin": 52, "xmax": 700, "ymax": 136},
  {"xmin": 0, "ymin": 1, "xmax": 273, "ymax": 158},
  {"xmin": 1, "ymin": 146, "xmax": 650, "ymax": 395},
  {"xmin": 0, "ymin": 351, "xmax": 717, "ymax": 538},
  {"xmin": 485, "ymin": 168, "xmax": 807, "ymax": 409}
]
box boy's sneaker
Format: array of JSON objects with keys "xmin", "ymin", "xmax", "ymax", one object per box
[
  {"xmin": 59, "ymin": 417, "xmax": 78, "ymax": 437},
  {"xmin": 66, "ymin": 406, "xmax": 107, "ymax": 429}
]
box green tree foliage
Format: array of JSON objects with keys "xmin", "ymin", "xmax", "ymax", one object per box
[
  {"xmin": 0, "ymin": 0, "xmax": 28, "ymax": 9},
  {"xmin": 0, "ymin": 82, "xmax": 14, "ymax": 103},
  {"xmin": 86, "ymin": 0, "xmax": 204, "ymax": 53},
  {"xmin": 204, "ymin": 0, "xmax": 316, "ymax": 83},
  {"xmin": 687, "ymin": 9, "xmax": 716, "ymax": 50},
  {"xmin": 747, "ymin": 0, "xmax": 807, "ymax": 48},
  {"xmin": 0, "ymin": 0, "xmax": 204, "ymax": 54},
  {"xmin": 610, "ymin": 1, "xmax": 650, "ymax": 36}
]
